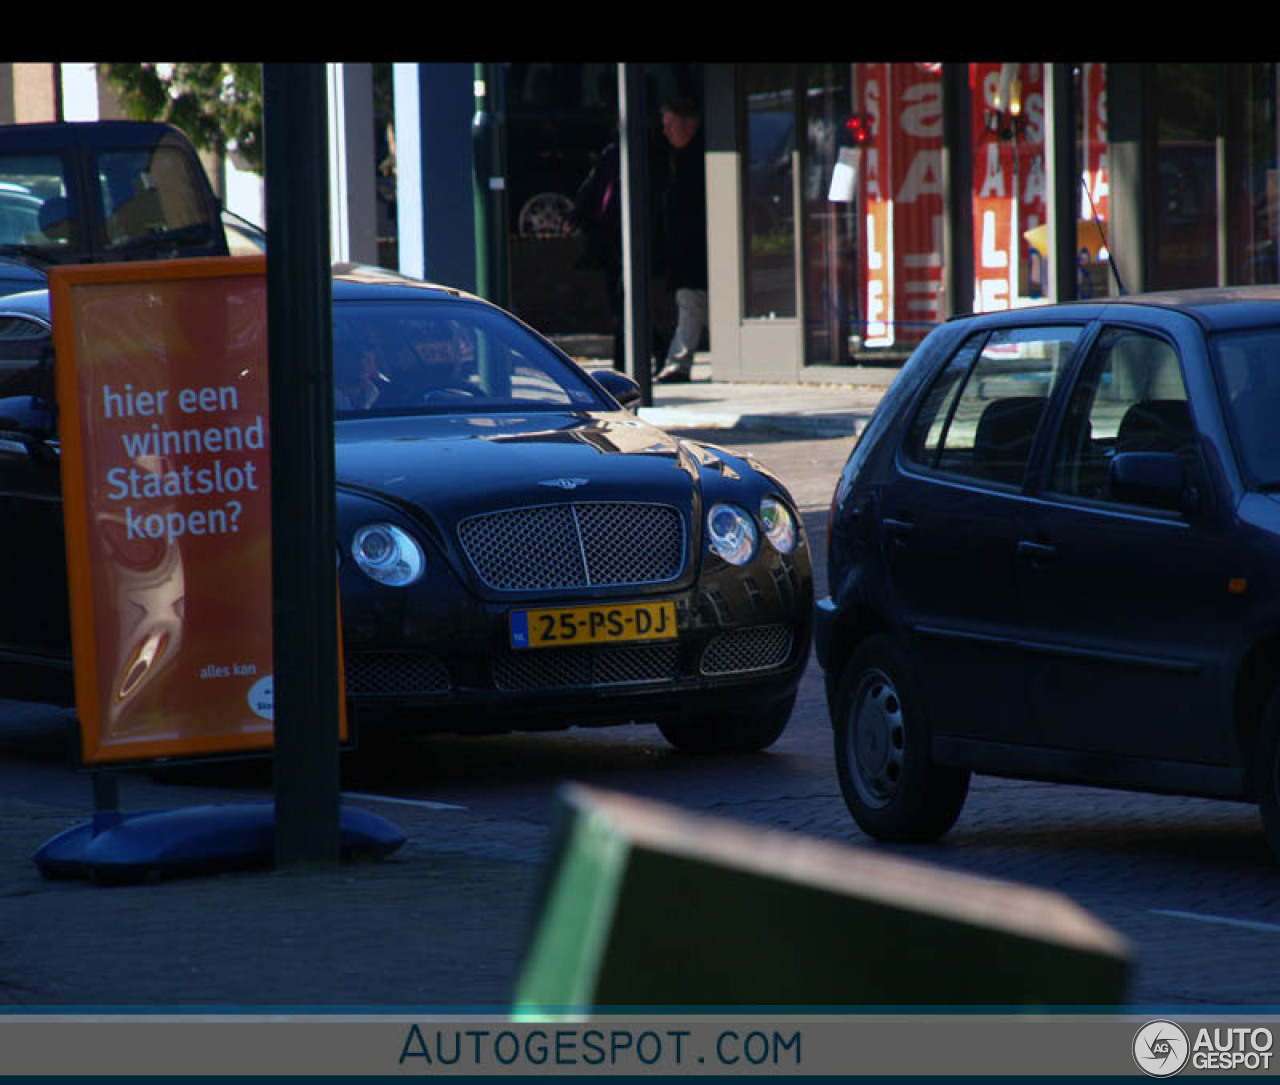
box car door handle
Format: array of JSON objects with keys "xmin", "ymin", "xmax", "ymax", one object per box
[
  {"xmin": 882, "ymin": 516, "xmax": 916, "ymax": 544},
  {"xmin": 1017, "ymin": 539, "xmax": 1058, "ymax": 564}
]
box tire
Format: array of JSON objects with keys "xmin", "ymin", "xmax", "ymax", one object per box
[
  {"xmin": 1255, "ymin": 686, "xmax": 1280, "ymax": 861},
  {"xmin": 832, "ymin": 634, "xmax": 970, "ymax": 842},
  {"xmin": 517, "ymin": 192, "xmax": 573, "ymax": 238},
  {"xmin": 658, "ymin": 692, "xmax": 795, "ymax": 754}
]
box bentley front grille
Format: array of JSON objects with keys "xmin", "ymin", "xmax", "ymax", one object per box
[{"xmin": 458, "ymin": 502, "xmax": 686, "ymax": 592}]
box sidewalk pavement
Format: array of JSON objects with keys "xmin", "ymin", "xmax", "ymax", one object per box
[
  {"xmin": 626, "ymin": 358, "xmax": 896, "ymax": 439},
  {"xmin": 0, "ymin": 360, "xmax": 894, "ymax": 1012}
]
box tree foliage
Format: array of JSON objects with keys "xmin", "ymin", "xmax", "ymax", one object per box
[{"xmin": 100, "ymin": 63, "xmax": 264, "ymax": 174}]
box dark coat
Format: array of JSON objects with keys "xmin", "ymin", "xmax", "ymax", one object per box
[{"xmin": 657, "ymin": 131, "xmax": 708, "ymax": 291}]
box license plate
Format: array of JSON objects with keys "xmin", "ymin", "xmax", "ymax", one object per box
[{"xmin": 510, "ymin": 601, "xmax": 677, "ymax": 649}]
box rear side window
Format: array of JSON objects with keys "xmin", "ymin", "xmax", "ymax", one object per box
[
  {"xmin": 0, "ymin": 153, "xmax": 77, "ymax": 254},
  {"xmin": 904, "ymin": 326, "xmax": 1081, "ymax": 488}
]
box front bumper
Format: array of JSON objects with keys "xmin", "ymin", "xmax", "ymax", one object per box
[{"xmin": 340, "ymin": 549, "xmax": 813, "ymax": 734}]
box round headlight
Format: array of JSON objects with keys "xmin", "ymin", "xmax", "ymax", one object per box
[
  {"xmin": 706, "ymin": 502, "xmax": 757, "ymax": 565},
  {"xmin": 350, "ymin": 523, "xmax": 426, "ymax": 586},
  {"xmin": 760, "ymin": 496, "xmax": 797, "ymax": 554}
]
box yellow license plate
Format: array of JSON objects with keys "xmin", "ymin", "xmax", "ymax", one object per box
[{"xmin": 510, "ymin": 601, "xmax": 677, "ymax": 649}]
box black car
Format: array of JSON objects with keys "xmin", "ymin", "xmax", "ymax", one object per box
[
  {"xmin": 816, "ymin": 288, "xmax": 1280, "ymax": 857},
  {"xmin": 0, "ymin": 267, "xmax": 812, "ymax": 753},
  {"xmin": 0, "ymin": 121, "xmax": 227, "ymax": 289}
]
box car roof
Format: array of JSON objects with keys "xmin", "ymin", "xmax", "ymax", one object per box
[
  {"xmin": 953, "ymin": 285, "xmax": 1280, "ymax": 335},
  {"xmin": 0, "ymin": 265, "xmax": 485, "ymax": 322},
  {"xmin": 331, "ymin": 263, "xmax": 487, "ymax": 305},
  {"xmin": 0, "ymin": 120, "xmax": 191, "ymax": 151}
]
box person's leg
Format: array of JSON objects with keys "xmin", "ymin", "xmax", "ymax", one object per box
[{"xmin": 656, "ymin": 288, "xmax": 707, "ymax": 383}]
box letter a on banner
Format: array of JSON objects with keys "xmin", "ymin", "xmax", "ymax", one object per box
[{"xmin": 49, "ymin": 255, "xmax": 345, "ymax": 764}]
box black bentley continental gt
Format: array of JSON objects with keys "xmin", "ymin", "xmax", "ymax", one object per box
[{"xmin": 0, "ymin": 267, "xmax": 813, "ymax": 753}]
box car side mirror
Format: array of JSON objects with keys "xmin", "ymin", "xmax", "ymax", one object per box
[
  {"xmin": 592, "ymin": 368, "xmax": 643, "ymax": 409},
  {"xmin": 1109, "ymin": 451, "xmax": 1195, "ymax": 513}
]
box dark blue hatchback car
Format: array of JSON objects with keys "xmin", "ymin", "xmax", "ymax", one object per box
[{"xmin": 816, "ymin": 288, "xmax": 1280, "ymax": 858}]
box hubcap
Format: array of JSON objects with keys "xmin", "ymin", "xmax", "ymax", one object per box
[{"xmin": 848, "ymin": 667, "xmax": 906, "ymax": 809}]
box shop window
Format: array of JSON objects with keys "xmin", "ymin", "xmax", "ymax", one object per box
[
  {"xmin": 1230, "ymin": 64, "xmax": 1279, "ymax": 285},
  {"xmin": 852, "ymin": 62, "xmax": 945, "ymax": 355},
  {"xmin": 972, "ymin": 63, "xmax": 1047, "ymax": 313},
  {"xmin": 742, "ymin": 64, "xmax": 797, "ymax": 319},
  {"xmin": 1150, "ymin": 64, "xmax": 1219, "ymax": 290}
]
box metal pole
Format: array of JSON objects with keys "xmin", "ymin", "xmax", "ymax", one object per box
[
  {"xmin": 941, "ymin": 63, "xmax": 975, "ymax": 319},
  {"xmin": 618, "ymin": 63, "xmax": 653, "ymax": 403},
  {"xmin": 473, "ymin": 63, "xmax": 510, "ymax": 308},
  {"xmin": 1045, "ymin": 64, "xmax": 1079, "ymax": 302},
  {"xmin": 264, "ymin": 62, "xmax": 342, "ymax": 867}
]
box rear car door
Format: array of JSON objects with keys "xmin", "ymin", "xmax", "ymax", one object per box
[
  {"xmin": 1021, "ymin": 320, "xmax": 1234, "ymax": 766},
  {"xmin": 883, "ymin": 324, "xmax": 1083, "ymax": 745}
]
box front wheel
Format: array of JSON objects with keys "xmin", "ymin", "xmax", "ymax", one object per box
[
  {"xmin": 832, "ymin": 635, "xmax": 969, "ymax": 842},
  {"xmin": 658, "ymin": 692, "xmax": 795, "ymax": 754}
]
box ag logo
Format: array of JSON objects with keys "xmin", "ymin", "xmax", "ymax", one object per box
[{"xmin": 1134, "ymin": 1020, "xmax": 1190, "ymax": 1077}]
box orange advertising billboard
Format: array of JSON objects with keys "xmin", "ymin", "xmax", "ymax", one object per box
[{"xmin": 49, "ymin": 255, "xmax": 343, "ymax": 764}]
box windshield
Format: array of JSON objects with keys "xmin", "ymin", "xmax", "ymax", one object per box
[
  {"xmin": 332, "ymin": 298, "xmax": 609, "ymax": 416},
  {"xmin": 1210, "ymin": 328, "xmax": 1280, "ymax": 489}
]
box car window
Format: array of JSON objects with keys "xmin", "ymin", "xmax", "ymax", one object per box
[
  {"xmin": 1048, "ymin": 326, "xmax": 1193, "ymax": 507},
  {"xmin": 333, "ymin": 299, "xmax": 608, "ymax": 415},
  {"xmin": 0, "ymin": 154, "xmax": 77, "ymax": 256},
  {"xmin": 94, "ymin": 146, "xmax": 212, "ymax": 252},
  {"xmin": 1211, "ymin": 328, "xmax": 1280, "ymax": 490},
  {"xmin": 904, "ymin": 326, "xmax": 1080, "ymax": 488}
]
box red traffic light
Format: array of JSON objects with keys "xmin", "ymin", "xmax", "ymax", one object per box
[{"xmin": 844, "ymin": 112, "xmax": 874, "ymax": 146}]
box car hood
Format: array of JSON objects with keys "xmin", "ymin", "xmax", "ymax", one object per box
[{"xmin": 335, "ymin": 410, "xmax": 709, "ymax": 520}]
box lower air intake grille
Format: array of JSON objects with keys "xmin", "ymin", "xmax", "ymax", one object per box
[
  {"xmin": 344, "ymin": 653, "xmax": 451, "ymax": 696},
  {"xmin": 494, "ymin": 644, "xmax": 680, "ymax": 691},
  {"xmin": 699, "ymin": 625, "xmax": 793, "ymax": 676}
]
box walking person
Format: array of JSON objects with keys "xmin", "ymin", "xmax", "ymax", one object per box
[{"xmin": 654, "ymin": 97, "xmax": 708, "ymax": 384}]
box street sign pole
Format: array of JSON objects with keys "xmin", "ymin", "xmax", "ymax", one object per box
[
  {"xmin": 264, "ymin": 63, "xmax": 343, "ymax": 866},
  {"xmin": 618, "ymin": 63, "xmax": 653, "ymax": 405}
]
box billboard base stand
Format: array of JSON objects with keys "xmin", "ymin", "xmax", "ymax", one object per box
[{"xmin": 32, "ymin": 787, "xmax": 406, "ymax": 884}]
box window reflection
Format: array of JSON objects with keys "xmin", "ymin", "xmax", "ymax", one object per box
[
  {"xmin": 1150, "ymin": 64, "xmax": 1219, "ymax": 290},
  {"xmin": 742, "ymin": 64, "xmax": 796, "ymax": 319},
  {"xmin": 802, "ymin": 63, "xmax": 855, "ymax": 364}
]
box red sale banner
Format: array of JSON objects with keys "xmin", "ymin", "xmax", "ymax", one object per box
[
  {"xmin": 971, "ymin": 62, "xmax": 1047, "ymax": 310},
  {"xmin": 857, "ymin": 62, "xmax": 945, "ymax": 349},
  {"xmin": 50, "ymin": 255, "xmax": 344, "ymax": 764}
]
